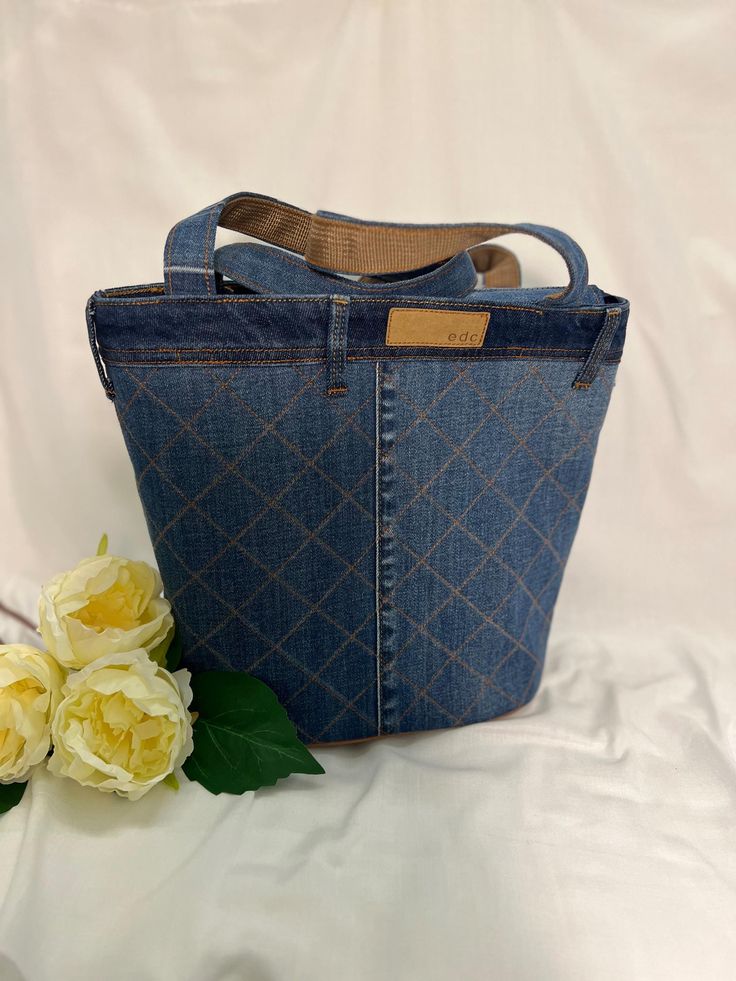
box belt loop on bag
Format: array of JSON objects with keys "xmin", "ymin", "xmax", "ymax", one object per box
[
  {"xmin": 572, "ymin": 307, "xmax": 621, "ymax": 390},
  {"xmin": 326, "ymin": 295, "xmax": 350, "ymax": 397},
  {"xmin": 86, "ymin": 295, "xmax": 116, "ymax": 400}
]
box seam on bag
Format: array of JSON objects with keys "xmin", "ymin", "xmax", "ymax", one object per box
[
  {"xmin": 375, "ymin": 362, "xmax": 382, "ymax": 735},
  {"xmin": 96, "ymin": 291, "xmax": 623, "ymax": 315},
  {"xmin": 97, "ymin": 297, "xmax": 611, "ymax": 315},
  {"xmin": 101, "ymin": 353, "xmax": 622, "ymax": 368},
  {"xmin": 100, "ymin": 343, "xmax": 620, "ymax": 356}
]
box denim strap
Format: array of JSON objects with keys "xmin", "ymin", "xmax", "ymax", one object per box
[
  {"xmin": 212, "ymin": 243, "xmax": 479, "ymax": 298},
  {"xmin": 164, "ymin": 192, "xmax": 589, "ymax": 303}
]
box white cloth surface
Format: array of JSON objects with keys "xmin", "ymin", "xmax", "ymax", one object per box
[{"xmin": 1, "ymin": 1, "xmax": 735, "ymax": 979}]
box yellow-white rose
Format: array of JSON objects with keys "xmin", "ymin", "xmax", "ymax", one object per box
[
  {"xmin": 0, "ymin": 644, "xmax": 64, "ymax": 783},
  {"xmin": 48, "ymin": 650, "xmax": 193, "ymax": 801},
  {"xmin": 39, "ymin": 554, "xmax": 174, "ymax": 670}
]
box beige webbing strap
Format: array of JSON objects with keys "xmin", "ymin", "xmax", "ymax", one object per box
[
  {"xmin": 220, "ymin": 197, "xmax": 313, "ymax": 255},
  {"xmin": 219, "ymin": 196, "xmax": 521, "ymax": 276},
  {"xmin": 219, "ymin": 199, "xmax": 522, "ymax": 288}
]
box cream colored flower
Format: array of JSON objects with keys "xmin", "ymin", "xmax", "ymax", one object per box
[
  {"xmin": 48, "ymin": 650, "xmax": 193, "ymax": 801},
  {"xmin": 0, "ymin": 644, "xmax": 64, "ymax": 783},
  {"xmin": 39, "ymin": 554, "xmax": 174, "ymax": 670}
]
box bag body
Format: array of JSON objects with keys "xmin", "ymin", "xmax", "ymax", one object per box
[{"xmin": 88, "ymin": 193, "xmax": 629, "ymax": 744}]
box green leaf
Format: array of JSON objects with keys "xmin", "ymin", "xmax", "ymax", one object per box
[
  {"xmin": 96, "ymin": 532, "xmax": 108, "ymax": 556},
  {"xmin": 182, "ymin": 672, "xmax": 325, "ymax": 795},
  {"xmin": 162, "ymin": 772, "xmax": 180, "ymax": 792},
  {"xmin": 163, "ymin": 625, "xmax": 183, "ymax": 672},
  {"xmin": 0, "ymin": 781, "xmax": 27, "ymax": 815}
]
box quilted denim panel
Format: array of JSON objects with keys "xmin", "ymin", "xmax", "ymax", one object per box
[
  {"xmin": 377, "ymin": 359, "xmax": 618, "ymax": 735},
  {"xmin": 107, "ymin": 353, "xmax": 619, "ymax": 744},
  {"xmin": 110, "ymin": 361, "xmax": 379, "ymax": 744}
]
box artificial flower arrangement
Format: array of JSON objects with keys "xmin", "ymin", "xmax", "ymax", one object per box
[{"xmin": 0, "ymin": 535, "xmax": 324, "ymax": 815}]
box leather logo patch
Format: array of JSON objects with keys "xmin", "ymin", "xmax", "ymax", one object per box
[{"xmin": 386, "ymin": 308, "xmax": 490, "ymax": 348}]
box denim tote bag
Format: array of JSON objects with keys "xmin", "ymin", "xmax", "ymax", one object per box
[{"xmin": 87, "ymin": 192, "xmax": 629, "ymax": 745}]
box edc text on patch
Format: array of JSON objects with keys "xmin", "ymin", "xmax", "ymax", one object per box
[{"xmin": 385, "ymin": 308, "xmax": 490, "ymax": 347}]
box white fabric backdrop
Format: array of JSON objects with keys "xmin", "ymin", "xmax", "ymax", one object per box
[{"xmin": 1, "ymin": 2, "xmax": 735, "ymax": 979}]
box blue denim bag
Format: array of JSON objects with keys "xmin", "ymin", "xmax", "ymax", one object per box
[{"xmin": 87, "ymin": 193, "xmax": 629, "ymax": 745}]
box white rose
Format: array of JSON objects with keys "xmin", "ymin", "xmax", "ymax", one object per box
[
  {"xmin": 0, "ymin": 644, "xmax": 64, "ymax": 783},
  {"xmin": 38, "ymin": 554, "xmax": 174, "ymax": 670},
  {"xmin": 48, "ymin": 650, "xmax": 193, "ymax": 801}
]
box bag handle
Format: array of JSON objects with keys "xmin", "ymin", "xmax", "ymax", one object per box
[
  {"xmin": 213, "ymin": 243, "xmax": 481, "ymax": 298},
  {"xmin": 164, "ymin": 192, "xmax": 588, "ymax": 302}
]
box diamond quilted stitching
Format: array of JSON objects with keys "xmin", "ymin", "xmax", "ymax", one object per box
[
  {"xmin": 196, "ymin": 470, "xmax": 267, "ymax": 538},
  {"xmin": 525, "ymin": 411, "xmax": 581, "ymax": 463},
  {"xmin": 156, "ymin": 431, "xmax": 224, "ymax": 501},
  {"xmin": 313, "ymin": 645, "xmax": 376, "ymax": 704},
  {"xmin": 380, "ymin": 358, "xmax": 607, "ymax": 734},
  {"xmin": 423, "ymin": 525, "xmax": 488, "ymax": 581},
  {"xmin": 113, "ymin": 349, "xmax": 616, "ymax": 743},
  {"xmin": 492, "ymin": 648, "xmax": 541, "ymax": 698},
  {"xmin": 428, "ymin": 456, "xmax": 488, "ymax": 518},
  {"xmin": 427, "ymin": 658, "xmax": 517, "ymax": 720},
  {"xmin": 394, "ymin": 417, "xmax": 456, "ymax": 475},
  {"xmin": 116, "ymin": 361, "xmax": 379, "ymax": 741},
  {"xmin": 318, "ymin": 501, "xmax": 374, "ymax": 565},
  {"xmin": 492, "ymin": 520, "xmax": 546, "ymax": 575},
  {"xmin": 279, "ymin": 539, "xmax": 355, "ymax": 605},
  {"xmin": 465, "ymin": 360, "xmax": 535, "ymax": 404},
  {"xmin": 280, "ymin": 615, "xmax": 351, "ymax": 669},
  {"xmin": 387, "ymin": 684, "xmax": 457, "ymax": 732},
  {"xmin": 551, "ymin": 507, "xmax": 583, "ymax": 554},
  {"xmin": 463, "ymin": 560, "xmax": 526, "ymax": 618},
  {"xmin": 203, "ymin": 618, "xmax": 275, "ymax": 674},
  {"xmin": 240, "ymin": 579, "xmax": 312, "ymax": 643},
  {"xmin": 484, "ymin": 450, "xmax": 545, "ymax": 502},
  {"xmin": 453, "ymin": 621, "xmax": 518, "ymax": 676},
  {"xmin": 393, "ymin": 492, "xmax": 453, "ymax": 546},
  {"xmin": 395, "ymin": 362, "xmax": 462, "ymax": 409},
  {"xmin": 276, "ymin": 391, "xmax": 352, "ymax": 456},
  {"xmin": 323, "ymin": 574, "xmax": 377, "ymax": 634},
  {"xmin": 463, "ymin": 422, "xmax": 527, "ymax": 480},
  {"xmin": 161, "ymin": 509, "xmax": 233, "ymax": 572},
  {"xmin": 136, "ymin": 366, "xmax": 226, "ymax": 422},
  {"xmin": 244, "ymin": 507, "xmax": 311, "ymax": 570},
  {"xmin": 172, "ymin": 579, "xmax": 233, "ymax": 642},
  {"xmin": 225, "ymin": 365, "xmax": 313, "ymax": 421},
  {"xmin": 523, "ymin": 546, "xmax": 564, "ymax": 598},
  {"xmin": 279, "ymin": 469, "xmax": 347, "ymax": 532},
  {"xmin": 389, "ymin": 561, "xmax": 452, "ymax": 622},
  {"xmin": 424, "ymin": 378, "xmax": 493, "ymax": 444},
  {"xmin": 200, "ymin": 547, "xmax": 266, "ymax": 608},
  {"xmin": 423, "ymin": 596, "xmax": 486, "ymax": 650},
  {"xmin": 491, "ymin": 371, "xmax": 557, "ymax": 438},
  {"xmin": 463, "ymin": 491, "xmax": 518, "ymax": 549},
  {"xmin": 195, "ymin": 387, "xmax": 269, "ymax": 460},
  {"xmin": 236, "ymin": 430, "xmax": 302, "ymax": 496},
  {"xmin": 391, "ymin": 632, "xmax": 453, "ymax": 690}
]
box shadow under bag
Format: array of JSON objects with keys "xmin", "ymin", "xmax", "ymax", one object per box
[{"xmin": 87, "ymin": 193, "xmax": 629, "ymax": 745}]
